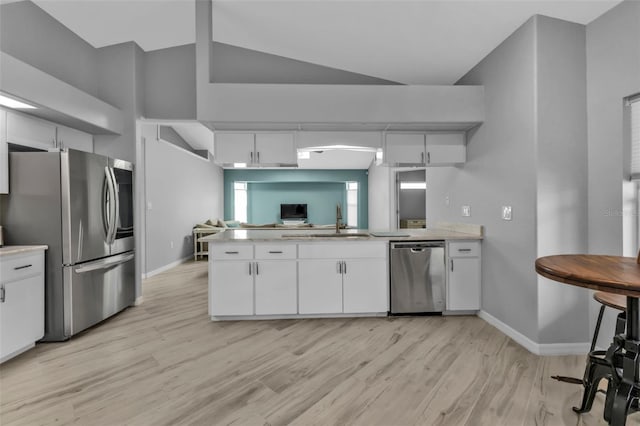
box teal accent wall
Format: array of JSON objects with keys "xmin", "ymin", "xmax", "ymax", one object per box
[{"xmin": 224, "ymin": 169, "xmax": 368, "ymax": 228}]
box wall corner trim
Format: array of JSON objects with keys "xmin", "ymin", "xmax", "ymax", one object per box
[{"xmin": 478, "ymin": 310, "xmax": 590, "ymax": 356}]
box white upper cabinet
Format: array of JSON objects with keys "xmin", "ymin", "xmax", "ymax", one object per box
[
  {"xmin": 214, "ymin": 133, "xmax": 255, "ymax": 164},
  {"xmin": 57, "ymin": 125, "xmax": 93, "ymax": 152},
  {"xmin": 384, "ymin": 133, "xmax": 426, "ymax": 165},
  {"xmin": 214, "ymin": 132, "xmax": 297, "ymax": 167},
  {"xmin": 6, "ymin": 111, "xmax": 57, "ymax": 151},
  {"xmin": 254, "ymin": 133, "xmax": 296, "ymax": 165},
  {"xmin": 384, "ymin": 132, "xmax": 466, "ymax": 166}
]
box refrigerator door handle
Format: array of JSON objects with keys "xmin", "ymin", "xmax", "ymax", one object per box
[
  {"xmin": 104, "ymin": 167, "xmax": 117, "ymax": 244},
  {"xmin": 74, "ymin": 252, "xmax": 134, "ymax": 274},
  {"xmin": 108, "ymin": 167, "xmax": 120, "ymax": 245}
]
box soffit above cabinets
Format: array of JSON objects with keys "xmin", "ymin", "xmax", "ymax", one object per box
[{"xmin": 209, "ymin": 122, "xmax": 481, "ymax": 132}]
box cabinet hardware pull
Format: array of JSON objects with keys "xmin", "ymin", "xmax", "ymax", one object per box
[
  {"xmin": 257, "ymin": 152, "xmax": 260, "ymax": 163},
  {"xmin": 249, "ymin": 263, "xmax": 252, "ymax": 275},
  {"xmin": 451, "ymin": 259, "xmax": 454, "ymax": 272},
  {"xmin": 458, "ymin": 248, "xmax": 472, "ymax": 252},
  {"xmin": 0, "ymin": 285, "xmax": 4, "ymax": 303},
  {"xmin": 255, "ymin": 262, "xmax": 259, "ymax": 275},
  {"xmin": 427, "ymin": 152, "xmax": 431, "ymax": 164},
  {"xmin": 250, "ymin": 151, "xmax": 254, "ymax": 163},
  {"xmin": 343, "ymin": 261, "xmax": 347, "ymax": 274},
  {"xmin": 268, "ymin": 251, "xmax": 283, "ymax": 254},
  {"xmin": 421, "ymin": 152, "xmax": 424, "ymax": 164},
  {"xmin": 337, "ymin": 261, "xmax": 342, "ymax": 274},
  {"xmin": 225, "ymin": 251, "xmax": 239, "ymax": 255},
  {"xmin": 14, "ymin": 264, "xmax": 32, "ymax": 270}
]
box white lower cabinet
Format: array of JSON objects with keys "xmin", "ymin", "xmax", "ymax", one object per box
[
  {"xmin": 446, "ymin": 241, "xmax": 481, "ymax": 311},
  {"xmin": 209, "ymin": 241, "xmax": 389, "ymax": 318},
  {"xmin": 298, "ymin": 260, "xmax": 343, "ymax": 314},
  {"xmin": 254, "ymin": 261, "xmax": 297, "ymax": 315},
  {"xmin": 0, "ymin": 249, "xmax": 46, "ymax": 363},
  {"xmin": 210, "ymin": 261, "xmax": 254, "ymax": 316},
  {"xmin": 343, "ymin": 259, "xmax": 388, "ymax": 313}
]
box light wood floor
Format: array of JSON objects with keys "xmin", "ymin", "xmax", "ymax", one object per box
[{"xmin": 1, "ymin": 261, "xmax": 638, "ymax": 426}]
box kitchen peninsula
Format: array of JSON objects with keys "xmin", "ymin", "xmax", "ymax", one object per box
[{"xmin": 201, "ymin": 225, "xmax": 483, "ymax": 320}]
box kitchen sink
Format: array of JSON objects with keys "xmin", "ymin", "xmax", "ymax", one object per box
[{"xmin": 281, "ymin": 233, "xmax": 370, "ymax": 239}]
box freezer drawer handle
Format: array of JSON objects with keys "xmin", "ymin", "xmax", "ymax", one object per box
[
  {"xmin": 224, "ymin": 251, "xmax": 239, "ymax": 255},
  {"xmin": 13, "ymin": 264, "xmax": 33, "ymax": 270},
  {"xmin": 74, "ymin": 252, "xmax": 135, "ymax": 273},
  {"xmin": 268, "ymin": 251, "xmax": 283, "ymax": 254},
  {"xmin": 458, "ymin": 248, "xmax": 472, "ymax": 252},
  {"xmin": 0, "ymin": 285, "xmax": 4, "ymax": 303}
]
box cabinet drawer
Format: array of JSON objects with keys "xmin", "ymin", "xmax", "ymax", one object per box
[
  {"xmin": 298, "ymin": 242, "xmax": 386, "ymax": 259},
  {"xmin": 254, "ymin": 244, "xmax": 296, "ymax": 259},
  {"xmin": 0, "ymin": 252, "xmax": 44, "ymax": 283},
  {"xmin": 210, "ymin": 244, "xmax": 253, "ymax": 260},
  {"xmin": 448, "ymin": 241, "xmax": 480, "ymax": 258}
]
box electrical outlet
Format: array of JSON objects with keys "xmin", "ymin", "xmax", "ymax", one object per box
[
  {"xmin": 502, "ymin": 206, "xmax": 512, "ymax": 221},
  {"xmin": 462, "ymin": 205, "xmax": 471, "ymax": 217},
  {"xmin": 445, "ymin": 194, "xmax": 450, "ymax": 206},
  {"xmin": 147, "ymin": 202, "xmax": 153, "ymax": 211},
  {"xmin": 170, "ymin": 241, "xmax": 174, "ymax": 248}
]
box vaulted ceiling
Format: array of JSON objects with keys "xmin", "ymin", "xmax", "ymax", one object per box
[{"xmin": 32, "ymin": 0, "xmax": 622, "ymax": 85}]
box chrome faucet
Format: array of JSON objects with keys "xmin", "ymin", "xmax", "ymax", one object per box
[{"xmin": 336, "ymin": 204, "xmax": 342, "ymax": 234}]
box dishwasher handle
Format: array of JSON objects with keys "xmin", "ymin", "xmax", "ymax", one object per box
[{"xmin": 391, "ymin": 241, "xmax": 445, "ymax": 250}]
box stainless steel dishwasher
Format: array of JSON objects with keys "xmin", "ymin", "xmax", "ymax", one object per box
[{"xmin": 390, "ymin": 241, "xmax": 445, "ymax": 314}]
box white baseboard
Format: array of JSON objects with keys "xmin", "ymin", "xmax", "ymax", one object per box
[
  {"xmin": 134, "ymin": 296, "xmax": 144, "ymax": 306},
  {"xmin": 478, "ymin": 310, "xmax": 590, "ymax": 356},
  {"xmin": 143, "ymin": 255, "xmax": 192, "ymax": 279}
]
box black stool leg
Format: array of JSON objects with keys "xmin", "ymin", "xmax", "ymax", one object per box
[
  {"xmin": 574, "ymin": 305, "xmax": 608, "ymax": 413},
  {"xmin": 592, "ymin": 304, "xmax": 606, "ymax": 352}
]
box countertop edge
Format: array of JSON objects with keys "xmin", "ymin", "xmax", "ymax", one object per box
[{"xmin": 0, "ymin": 245, "xmax": 49, "ymax": 257}]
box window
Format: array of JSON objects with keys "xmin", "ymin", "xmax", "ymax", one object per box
[
  {"xmin": 628, "ymin": 94, "xmax": 640, "ymax": 255},
  {"xmin": 346, "ymin": 181, "xmax": 358, "ymax": 227},
  {"xmin": 233, "ymin": 181, "xmax": 248, "ymax": 223}
]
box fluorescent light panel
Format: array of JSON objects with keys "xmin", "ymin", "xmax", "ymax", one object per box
[
  {"xmin": 400, "ymin": 182, "xmax": 427, "ymax": 190},
  {"xmin": 0, "ymin": 94, "xmax": 36, "ymax": 109}
]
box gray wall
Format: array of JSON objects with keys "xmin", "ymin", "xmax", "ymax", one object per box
[
  {"xmin": 535, "ymin": 16, "xmax": 589, "ymax": 343},
  {"xmin": 94, "ymin": 42, "xmax": 143, "ymax": 163},
  {"xmin": 144, "ymin": 44, "xmax": 197, "ymax": 120},
  {"xmin": 0, "ymin": 1, "xmax": 99, "ymax": 97},
  {"xmin": 211, "ymin": 42, "xmax": 400, "ymax": 85},
  {"xmin": 429, "ymin": 17, "xmax": 539, "ymax": 342},
  {"xmin": 142, "ymin": 124, "xmax": 223, "ymax": 274},
  {"xmin": 586, "ymin": 0, "xmax": 640, "ymax": 348}
]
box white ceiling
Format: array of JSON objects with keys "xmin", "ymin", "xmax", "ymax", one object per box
[{"xmin": 32, "ymin": 0, "xmax": 622, "ymax": 84}]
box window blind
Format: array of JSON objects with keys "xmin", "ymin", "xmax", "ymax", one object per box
[{"xmin": 630, "ymin": 95, "xmax": 640, "ymax": 180}]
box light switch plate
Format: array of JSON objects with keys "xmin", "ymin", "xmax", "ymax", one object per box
[
  {"xmin": 502, "ymin": 206, "xmax": 512, "ymax": 221},
  {"xmin": 462, "ymin": 205, "xmax": 471, "ymax": 217}
]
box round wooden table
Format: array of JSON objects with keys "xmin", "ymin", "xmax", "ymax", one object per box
[{"xmin": 536, "ymin": 255, "xmax": 640, "ymax": 426}]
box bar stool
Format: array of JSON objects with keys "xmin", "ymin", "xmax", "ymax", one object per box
[{"xmin": 573, "ymin": 291, "xmax": 627, "ymax": 414}]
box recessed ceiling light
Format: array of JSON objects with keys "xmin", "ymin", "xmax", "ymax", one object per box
[{"xmin": 0, "ymin": 94, "xmax": 36, "ymax": 109}]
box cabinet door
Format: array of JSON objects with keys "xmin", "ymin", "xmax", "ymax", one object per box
[
  {"xmin": 0, "ymin": 109, "xmax": 7, "ymax": 194},
  {"xmin": 0, "ymin": 275, "xmax": 45, "ymax": 361},
  {"xmin": 254, "ymin": 133, "xmax": 296, "ymax": 165},
  {"xmin": 343, "ymin": 259, "xmax": 388, "ymax": 313},
  {"xmin": 298, "ymin": 260, "xmax": 343, "ymax": 314},
  {"xmin": 6, "ymin": 111, "xmax": 57, "ymax": 150},
  {"xmin": 425, "ymin": 133, "xmax": 466, "ymax": 165},
  {"xmin": 254, "ymin": 261, "xmax": 297, "ymax": 315},
  {"xmin": 447, "ymin": 257, "xmax": 481, "ymax": 310},
  {"xmin": 384, "ymin": 133, "xmax": 425, "ymax": 165},
  {"xmin": 57, "ymin": 125, "xmax": 93, "ymax": 153},
  {"xmin": 214, "ymin": 133, "xmax": 254, "ymax": 165},
  {"xmin": 210, "ymin": 261, "xmax": 254, "ymax": 315}
]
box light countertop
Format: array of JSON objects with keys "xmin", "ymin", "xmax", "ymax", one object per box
[
  {"xmin": 200, "ymin": 228, "xmax": 483, "ymax": 243},
  {"xmin": 0, "ymin": 245, "xmax": 48, "ymax": 256}
]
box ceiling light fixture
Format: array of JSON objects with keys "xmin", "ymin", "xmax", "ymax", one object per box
[{"xmin": 0, "ymin": 94, "xmax": 36, "ymax": 109}]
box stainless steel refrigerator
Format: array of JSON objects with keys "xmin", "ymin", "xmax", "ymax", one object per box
[{"xmin": 1, "ymin": 149, "xmax": 135, "ymax": 341}]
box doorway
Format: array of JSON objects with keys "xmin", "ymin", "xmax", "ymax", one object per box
[{"xmin": 396, "ymin": 170, "xmax": 427, "ymax": 229}]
